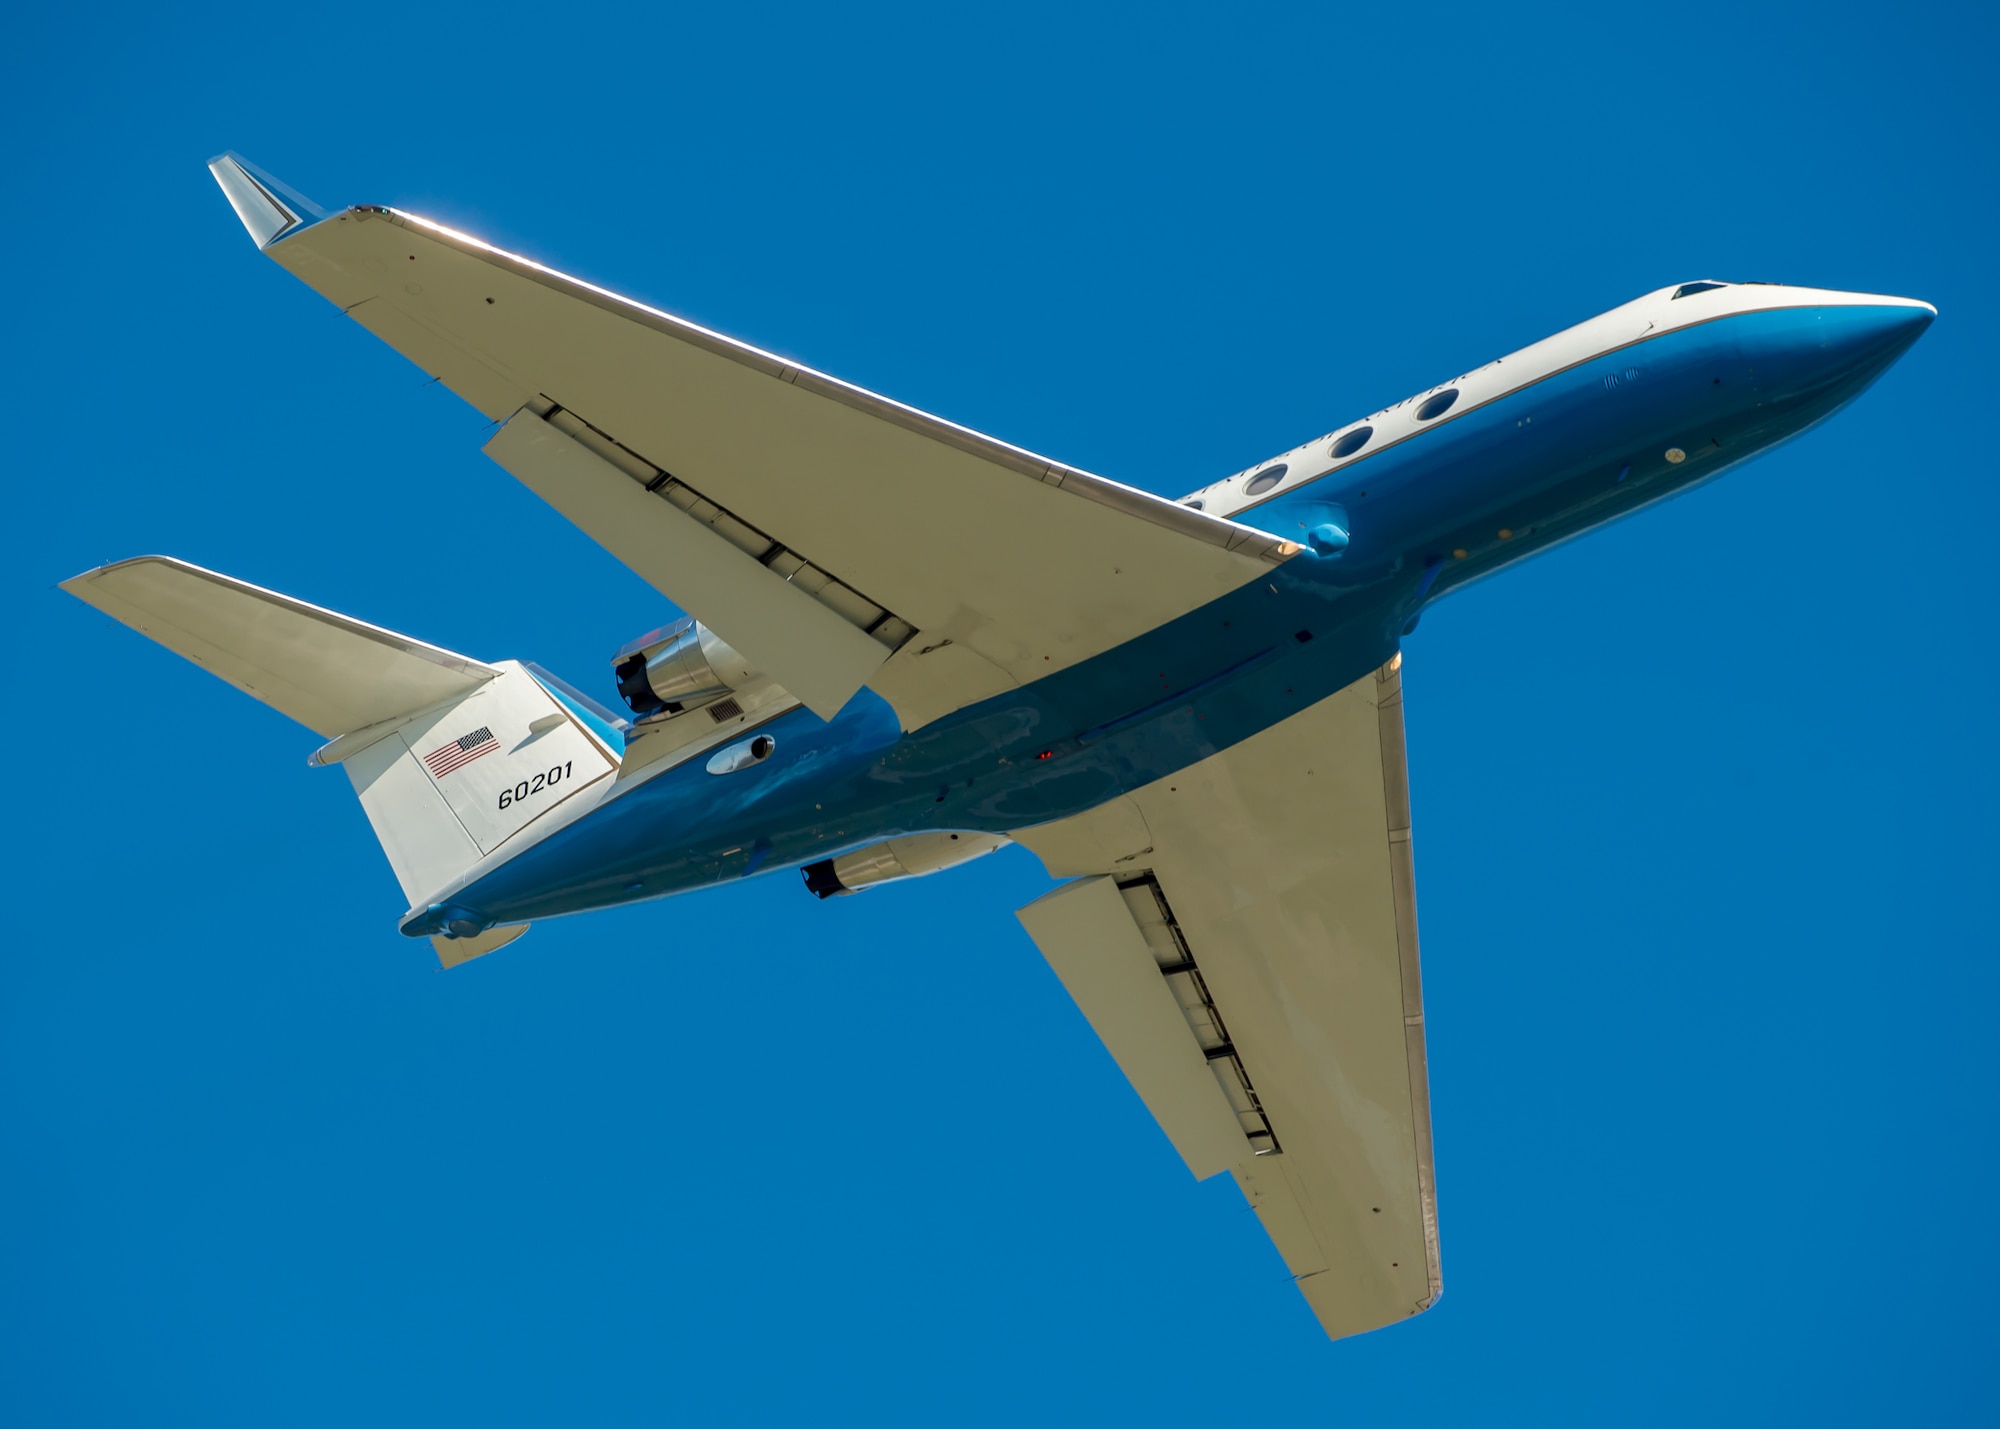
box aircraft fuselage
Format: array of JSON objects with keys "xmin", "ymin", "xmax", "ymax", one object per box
[{"xmin": 412, "ymin": 284, "xmax": 1931, "ymax": 936}]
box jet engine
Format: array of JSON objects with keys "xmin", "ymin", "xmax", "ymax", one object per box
[
  {"xmin": 801, "ymin": 832, "xmax": 1010, "ymax": 898},
  {"xmin": 612, "ymin": 618, "xmax": 761, "ymax": 719}
]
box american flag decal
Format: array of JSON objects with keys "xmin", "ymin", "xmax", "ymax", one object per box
[{"xmin": 422, "ymin": 726, "xmax": 498, "ymax": 778}]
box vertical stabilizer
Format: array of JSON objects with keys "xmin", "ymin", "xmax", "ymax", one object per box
[{"xmin": 334, "ymin": 661, "xmax": 618, "ymax": 906}]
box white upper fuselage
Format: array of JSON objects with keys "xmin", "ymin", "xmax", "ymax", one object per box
[{"xmin": 1182, "ymin": 281, "xmax": 1936, "ymax": 520}]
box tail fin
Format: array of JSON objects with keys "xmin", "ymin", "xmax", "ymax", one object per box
[{"xmin": 61, "ymin": 557, "xmax": 622, "ymax": 960}]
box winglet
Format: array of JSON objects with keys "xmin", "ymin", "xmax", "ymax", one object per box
[{"xmin": 207, "ymin": 152, "xmax": 327, "ymax": 249}]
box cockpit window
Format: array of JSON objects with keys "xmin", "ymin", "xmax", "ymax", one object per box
[
  {"xmin": 1183, "ymin": 498, "xmax": 1205, "ymax": 510},
  {"xmin": 1672, "ymin": 281, "xmax": 1729, "ymax": 299},
  {"xmin": 1330, "ymin": 426, "xmax": 1373, "ymax": 459},
  {"xmin": 1244, "ymin": 464, "xmax": 1287, "ymax": 495}
]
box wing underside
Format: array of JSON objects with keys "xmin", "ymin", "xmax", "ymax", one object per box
[
  {"xmin": 212, "ymin": 155, "xmax": 1299, "ymax": 725},
  {"xmin": 1015, "ymin": 658, "xmax": 1439, "ymax": 1340}
]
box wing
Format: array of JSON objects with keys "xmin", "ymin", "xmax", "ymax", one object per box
[
  {"xmin": 1013, "ymin": 656, "xmax": 1438, "ymax": 1341},
  {"xmin": 212, "ymin": 155, "xmax": 1297, "ymax": 723}
]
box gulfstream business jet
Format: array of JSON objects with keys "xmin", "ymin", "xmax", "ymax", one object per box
[{"xmin": 62, "ymin": 154, "xmax": 1935, "ymax": 1341}]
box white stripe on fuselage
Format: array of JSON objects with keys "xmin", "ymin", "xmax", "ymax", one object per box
[{"xmin": 1186, "ymin": 282, "xmax": 1935, "ymax": 520}]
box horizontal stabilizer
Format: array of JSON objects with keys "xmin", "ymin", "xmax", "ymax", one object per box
[
  {"xmin": 61, "ymin": 556, "xmax": 500, "ymax": 738},
  {"xmin": 66, "ymin": 556, "xmax": 608, "ymax": 960}
]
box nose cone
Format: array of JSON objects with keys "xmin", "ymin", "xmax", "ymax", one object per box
[
  {"xmin": 1862, "ymin": 297, "xmax": 1935, "ymax": 350},
  {"xmin": 1824, "ymin": 298, "xmax": 1936, "ymax": 383}
]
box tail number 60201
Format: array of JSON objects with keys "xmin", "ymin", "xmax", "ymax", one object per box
[{"xmin": 498, "ymin": 761, "xmax": 572, "ymax": 811}]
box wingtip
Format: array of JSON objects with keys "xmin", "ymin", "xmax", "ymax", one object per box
[
  {"xmin": 207, "ymin": 151, "xmax": 327, "ymax": 250},
  {"xmin": 61, "ymin": 554, "xmax": 181, "ymax": 593},
  {"xmin": 57, "ymin": 559, "xmax": 124, "ymax": 595}
]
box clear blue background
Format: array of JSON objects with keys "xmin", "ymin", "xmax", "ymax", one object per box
[{"xmin": 5, "ymin": 3, "xmax": 1994, "ymax": 1423}]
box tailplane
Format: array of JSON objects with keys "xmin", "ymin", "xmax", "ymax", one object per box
[{"xmin": 61, "ymin": 557, "xmax": 622, "ymax": 963}]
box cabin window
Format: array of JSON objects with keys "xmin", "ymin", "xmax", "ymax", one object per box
[
  {"xmin": 1673, "ymin": 281, "xmax": 1729, "ymax": 299},
  {"xmin": 1244, "ymin": 464, "xmax": 1287, "ymax": 495},
  {"xmin": 1330, "ymin": 426, "xmax": 1373, "ymax": 459},
  {"xmin": 1415, "ymin": 390, "xmax": 1458, "ymax": 422}
]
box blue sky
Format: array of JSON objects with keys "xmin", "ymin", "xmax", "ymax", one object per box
[{"xmin": 5, "ymin": 2, "xmax": 1995, "ymax": 1423}]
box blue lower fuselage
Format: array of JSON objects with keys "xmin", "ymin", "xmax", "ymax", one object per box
[{"xmin": 432, "ymin": 301, "xmax": 1930, "ymax": 932}]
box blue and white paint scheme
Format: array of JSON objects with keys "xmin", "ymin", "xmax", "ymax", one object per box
[{"xmin": 63, "ymin": 154, "xmax": 1933, "ymax": 1344}]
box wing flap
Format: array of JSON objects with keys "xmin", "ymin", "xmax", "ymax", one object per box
[
  {"xmin": 1017, "ymin": 876, "xmax": 1254, "ymax": 1180},
  {"xmin": 483, "ymin": 410, "xmax": 895, "ymax": 718}
]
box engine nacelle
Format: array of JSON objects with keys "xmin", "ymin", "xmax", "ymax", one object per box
[
  {"xmin": 801, "ymin": 832, "xmax": 1011, "ymax": 898},
  {"xmin": 612, "ymin": 619, "xmax": 761, "ymax": 718}
]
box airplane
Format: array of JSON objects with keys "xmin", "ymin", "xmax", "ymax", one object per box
[{"xmin": 61, "ymin": 153, "xmax": 1934, "ymax": 1343}]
